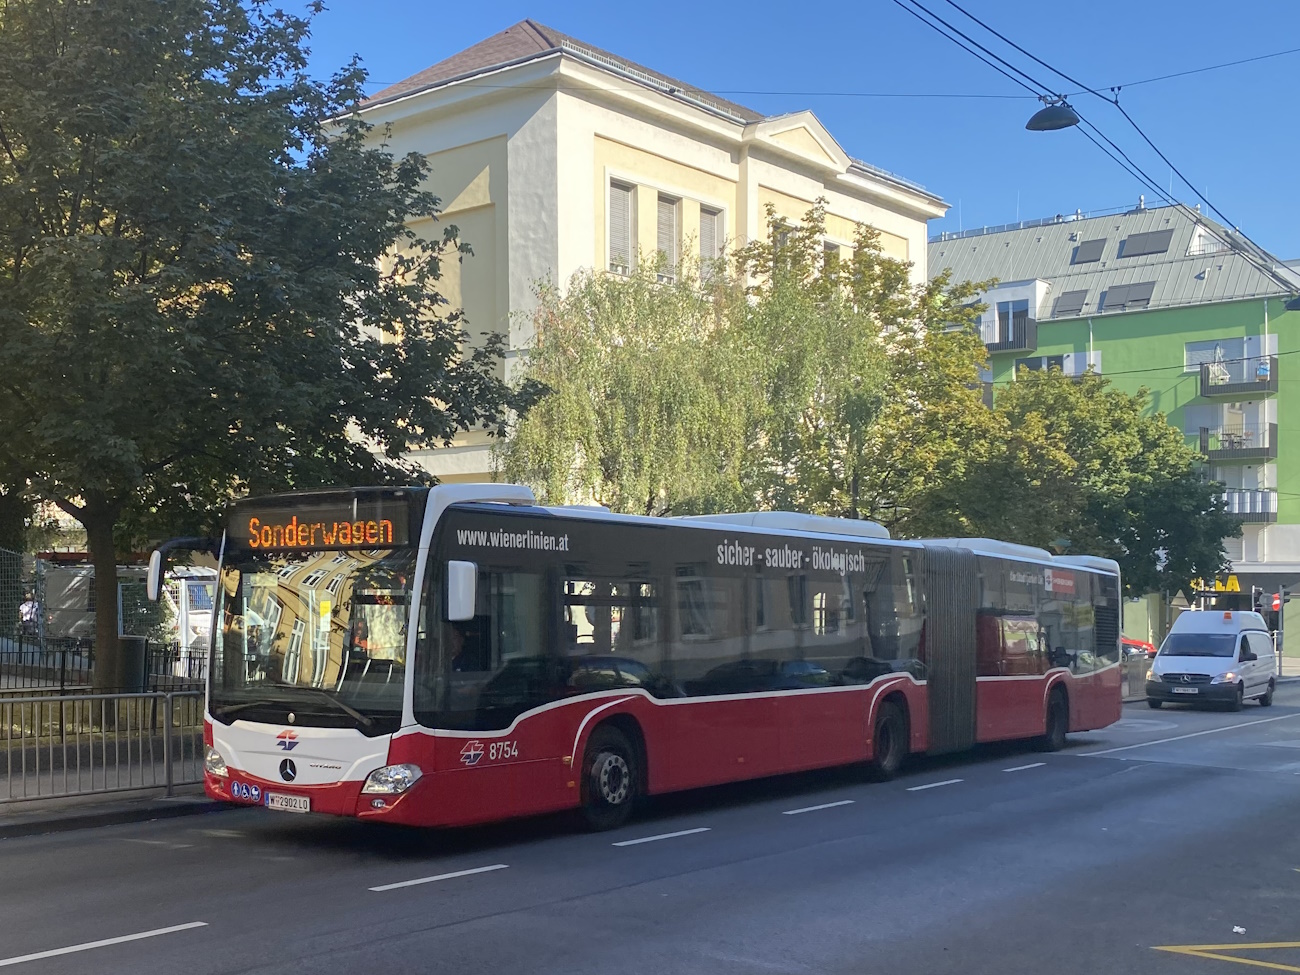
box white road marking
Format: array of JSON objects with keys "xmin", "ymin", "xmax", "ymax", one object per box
[
  {"xmin": 1080, "ymin": 713, "xmax": 1300, "ymax": 756},
  {"xmin": 782, "ymin": 799, "xmax": 855, "ymax": 816},
  {"xmin": 369, "ymin": 863, "xmax": 508, "ymax": 892},
  {"xmin": 1003, "ymin": 762, "xmax": 1046, "ymax": 772},
  {"xmin": 906, "ymin": 778, "xmax": 963, "ymax": 792},
  {"xmin": 0, "ymin": 922, "xmax": 207, "ymax": 968},
  {"xmin": 612, "ymin": 827, "xmax": 712, "ymax": 847}
]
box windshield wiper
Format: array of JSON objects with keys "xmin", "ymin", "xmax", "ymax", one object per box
[
  {"xmin": 270, "ymin": 684, "xmax": 375, "ymax": 728},
  {"xmin": 212, "ymin": 699, "xmax": 280, "ymax": 720}
]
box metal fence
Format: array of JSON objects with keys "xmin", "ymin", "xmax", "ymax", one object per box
[
  {"xmin": 1, "ymin": 691, "xmax": 204, "ymax": 802},
  {"xmin": 0, "ymin": 637, "xmax": 205, "ymax": 696}
]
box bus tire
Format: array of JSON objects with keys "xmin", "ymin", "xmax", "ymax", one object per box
[
  {"xmin": 1040, "ymin": 688, "xmax": 1068, "ymax": 752},
  {"xmin": 868, "ymin": 702, "xmax": 907, "ymax": 780},
  {"xmin": 580, "ymin": 725, "xmax": 638, "ymax": 832}
]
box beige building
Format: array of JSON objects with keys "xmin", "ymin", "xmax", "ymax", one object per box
[{"xmin": 359, "ymin": 20, "xmax": 948, "ymax": 481}]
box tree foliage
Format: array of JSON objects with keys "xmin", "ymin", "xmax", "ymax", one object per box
[
  {"xmin": 962, "ymin": 368, "xmax": 1238, "ymax": 597},
  {"xmin": 503, "ymin": 200, "xmax": 1235, "ymax": 599},
  {"xmin": 499, "ymin": 257, "xmax": 749, "ymax": 515},
  {"xmin": 503, "ymin": 201, "xmax": 992, "ymax": 523},
  {"xmin": 0, "ymin": 0, "xmax": 529, "ymax": 686}
]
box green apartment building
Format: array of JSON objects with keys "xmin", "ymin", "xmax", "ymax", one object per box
[{"xmin": 929, "ymin": 202, "xmax": 1300, "ymax": 644}]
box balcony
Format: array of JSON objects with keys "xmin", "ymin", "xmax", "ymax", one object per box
[
  {"xmin": 1223, "ymin": 488, "xmax": 1278, "ymax": 524},
  {"xmin": 1200, "ymin": 355, "xmax": 1278, "ymax": 398},
  {"xmin": 1198, "ymin": 423, "xmax": 1278, "ymax": 462},
  {"xmin": 985, "ymin": 318, "xmax": 1037, "ymax": 353}
]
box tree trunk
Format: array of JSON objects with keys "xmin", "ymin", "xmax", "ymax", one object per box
[{"xmin": 82, "ymin": 500, "xmax": 122, "ymax": 694}]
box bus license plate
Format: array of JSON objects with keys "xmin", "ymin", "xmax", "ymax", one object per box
[
  {"xmin": 1173, "ymin": 687, "xmax": 1199, "ymax": 694},
  {"xmin": 265, "ymin": 793, "xmax": 310, "ymax": 813}
]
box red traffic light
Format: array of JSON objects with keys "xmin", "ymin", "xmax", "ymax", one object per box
[{"xmin": 1274, "ymin": 593, "xmax": 1282, "ymax": 612}]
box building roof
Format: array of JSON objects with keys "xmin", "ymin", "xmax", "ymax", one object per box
[
  {"xmin": 365, "ymin": 19, "xmax": 765, "ymax": 123},
  {"xmin": 928, "ymin": 202, "xmax": 1300, "ymax": 319}
]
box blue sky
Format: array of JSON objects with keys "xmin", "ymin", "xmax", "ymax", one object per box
[{"xmin": 299, "ymin": 1, "xmax": 1300, "ymax": 259}]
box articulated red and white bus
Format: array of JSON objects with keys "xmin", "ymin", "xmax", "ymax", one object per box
[{"xmin": 153, "ymin": 484, "xmax": 1121, "ymax": 830}]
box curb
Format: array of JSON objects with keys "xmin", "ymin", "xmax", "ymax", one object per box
[{"xmin": 0, "ymin": 793, "xmax": 229, "ymax": 840}]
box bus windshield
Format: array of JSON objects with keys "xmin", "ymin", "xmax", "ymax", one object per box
[{"xmin": 211, "ymin": 548, "xmax": 416, "ymax": 734}]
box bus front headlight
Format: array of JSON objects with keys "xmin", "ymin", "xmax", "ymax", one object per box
[
  {"xmin": 362, "ymin": 764, "xmax": 423, "ymax": 795},
  {"xmin": 204, "ymin": 745, "xmax": 229, "ymax": 778}
]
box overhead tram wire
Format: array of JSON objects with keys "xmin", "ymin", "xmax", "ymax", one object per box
[
  {"xmin": 885, "ymin": 0, "xmax": 1047, "ymax": 98},
  {"xmin": 893, "ymin": 0, "xmax": 1060, "ymax": 99},
  {"xmin": 932, "ymin": 0, "xmax": 1295, "ymax": 289}
]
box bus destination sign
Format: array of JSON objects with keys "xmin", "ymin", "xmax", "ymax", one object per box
[{"xmin": 233, "ymin": 501, "xmax": 410, "ymax": 551}]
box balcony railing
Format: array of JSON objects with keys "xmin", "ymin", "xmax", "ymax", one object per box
[
  {"xmin": 985, "ymin": 318, "xmax": 1038, "ymax": 353},
  {"xmin": 1198, "ymin": 423, "xmax": 1278, "ymax": 462},
  {"xmin": 1223, "ymin": 488, "xmax": 1278, "ymax": 523},
  {"xmin": 1200, "ymin": 355, "xmax": 1278, "ymax": 398}
]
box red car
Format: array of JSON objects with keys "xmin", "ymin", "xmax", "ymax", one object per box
[{"xmin": 1122, "ymin": 637, "xmax": 1157, "ymax": 659}]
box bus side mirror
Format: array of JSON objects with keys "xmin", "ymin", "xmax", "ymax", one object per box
[
  {"xmin": 145, "ymin": 536, "xmax": 219, "ymax": 601},
  {"xmin": 447, "ymin": 561, "xmax": 478, "ymax": 621},
  {"xmin": 147, "ymin": 550, "xmax": 164, "ymax": 602}
]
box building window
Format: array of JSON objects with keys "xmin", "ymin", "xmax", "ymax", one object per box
[
  {"xmin": 608, "ymin": 181, "xmax": 635, "ymax": 274},
  {"xmin": 996, "ymin": 299, "xmax": 1030, "ymax": 343},
  {"xmin": 823, "ymin": 241, "xmax": 841, "ymax": 272},
  {"xmin": 1101, "ymin": 281, "xmax": 1155, "ymax": 311},
  {"xmin": 1184, "ymin": 337, "xmax": 1245, "ymax": 373},
  {"xmin": 1052, "ymin": 289, "xmax": 1088, "ymax": 318},
  {"xmin": 1119, "ymin": 229, "xmax": 1174, "ymax": 258},
  {"xmin": 1070, "ymin": 238, "xmax": 1106, "ymax": 264},
  {"xmin": 700, "ymin": 206, "xmax": 722, "ymax": 261},
  {"xmin": 656, "ymin": 194, "xmax": 679, "ymax": 282}
]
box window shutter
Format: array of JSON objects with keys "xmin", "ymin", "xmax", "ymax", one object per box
[
  {"xmin": 699, "ymin": 207, "xmax": 718, "ymax": 260},
  {"xmin": 609, "ymin": 183, "xmax": 632, "ymax": 272},
  {"xmin": 657, "ymin": 196, "xmax": 678, "ymax": 265}
]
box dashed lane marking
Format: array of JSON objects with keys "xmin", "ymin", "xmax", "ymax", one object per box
[
  {"xmin": 1080, "ymin": 713, "xmax": 1300, "ymax": 756},
  {"xmin": 612, "ymin": 827, "xmax": 712, "ymax": 847},
  {"xmin": 906, "ymin": 778, "xmax": 963, "ymax": 792},
  {"xmin": 1154, "ymin": 941, "xmax": 1300, "ymax": 971},
  {"xmin": 370, "ymin": 864, "xmax": 509, "ymax": 892},
  {"xmin": 1003, "ymin": 762, "xmax": 1046, "ymax": 772},
  {"xmin": 0, "ymin": 922, "xmax": 207, "ymax": 968},
  {"xmin": 782, "ymin": 800, "xmax": 855, "ymax": 816}
]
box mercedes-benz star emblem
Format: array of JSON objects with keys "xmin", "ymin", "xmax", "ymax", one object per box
[
  {"xmin": 279, "ymin": 758, "xmax": 297, "ymax": 782},
  {"xmin": 1182, "ymin": 674, "xmax": 1192, "ymax": 683}
]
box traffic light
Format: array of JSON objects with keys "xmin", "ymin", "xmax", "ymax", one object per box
[{"xmin": 1253, "ymin": 586, "xmax": 1265, "ymax": 613}]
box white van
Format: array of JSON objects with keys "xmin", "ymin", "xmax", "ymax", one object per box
[{"xmin": 1147, "ymin": 610, "xmax": 1277, "ymax": 710}]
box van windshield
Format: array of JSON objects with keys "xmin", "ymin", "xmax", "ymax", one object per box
[{"xmin": 1158, "ymin": 633, "xmax": 1237, "ymax": 657}]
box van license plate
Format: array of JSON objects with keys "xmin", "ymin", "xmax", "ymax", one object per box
[
  {"xmin": 1173, "ymin": 687, "xmax": 1199, "ymax": 694},
  {"xmin": 265, "ymin": 793, "xmax": 310, "ymax": 813}
]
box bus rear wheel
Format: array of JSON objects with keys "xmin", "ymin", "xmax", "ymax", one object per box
[
  {"xmin": 868, "ymin": 702, "xmax": 907, "ymax": 780},
  {"xmin": 580, "ymin": 725, "xmax": 638, "ymax": 831},
  {"xmin": 1040, "ymin": 689, "xmax": 1068, "ymax": 752}
]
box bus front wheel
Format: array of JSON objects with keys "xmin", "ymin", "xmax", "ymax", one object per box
[{"xmin": 580, "ymin": 725, "xmax": 639, "ymax": 831}]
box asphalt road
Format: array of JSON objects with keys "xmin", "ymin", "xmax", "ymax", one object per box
[{"xmin": 5, "ymin": 688, "xmax": 1300, "ymax": 975}]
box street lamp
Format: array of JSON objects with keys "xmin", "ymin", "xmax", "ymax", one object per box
[{"xmin": 1025, "ymin": 97, "xmax": 1080, "ymax": 132}]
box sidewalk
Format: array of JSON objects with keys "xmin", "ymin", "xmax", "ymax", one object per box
[{"xmin": 0, "ymin": 785, "xmax": 227, "ymax": 839}]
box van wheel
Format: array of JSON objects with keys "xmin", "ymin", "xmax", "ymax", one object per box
[
  {"xmin": 580, "ymin": 725, "xmax": 638, "ymax": 831},
  {"xmin": 1260, "ymin": 680, "xmax": 1275, "ymax": 707},
  {"xmin": 1147, "ymin": 699, "xmax": 1162, "ymax": 709},
  {"xmin": 868, "ymin": 702, "xmax": 907, "ymax": 780},
  {"xmin": 1228, "ymin": 684, "xmax": 1245, "ymax": 712},
  {"xmin": 1040, "ymin": 689, "xmax": 1068, "ymax": 751}
]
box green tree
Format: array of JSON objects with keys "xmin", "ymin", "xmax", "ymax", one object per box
[
  {"xmin": 963, "ymin": 368, "xmax": 1238, "ymax": 596},
  {"xmin": 503, "ymin": 200, "xmax": 992, "ymax": 525},
  {"xmin": 500, "ymin": 256, "xmax": 749, "ymax": 515},
  {"xmin": 731, "ymin": 203, "xmax": 995, "ymax": 529},
  {"xmin": 0, "ymin": 0, "xmax": 526, "ymax": 689}
]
